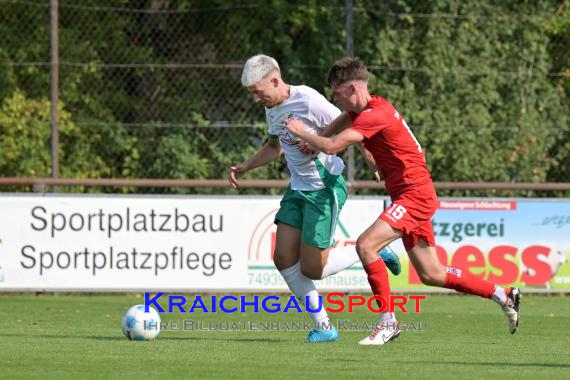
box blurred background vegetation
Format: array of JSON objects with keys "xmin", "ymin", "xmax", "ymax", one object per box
[{"xmin": 0, "ymin": 0, "xmax": 568, "ymax": 196}]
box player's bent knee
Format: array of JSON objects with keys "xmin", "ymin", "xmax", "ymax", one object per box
[{"xmin": 355, "ymin": 239, "xmax": 377, "ymax": 261}]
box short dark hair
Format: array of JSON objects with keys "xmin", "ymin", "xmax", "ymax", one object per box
[{"xmin": 327, "ymin": 57, "xmax": 369, "ymax": 87}]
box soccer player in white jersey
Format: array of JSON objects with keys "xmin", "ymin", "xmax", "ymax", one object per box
[{"xmin": 229, "ymin": 54, "xmax": 401, "ymax": 343}]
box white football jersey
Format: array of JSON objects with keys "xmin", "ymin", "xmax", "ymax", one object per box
[{"xmin": 265, "ymin": 85, "xmax": 345, "ymax": 191}]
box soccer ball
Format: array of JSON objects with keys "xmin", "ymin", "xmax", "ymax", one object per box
[{"xmin": 121, "ymin": 304, "xmax": 161, "ymax": 341}]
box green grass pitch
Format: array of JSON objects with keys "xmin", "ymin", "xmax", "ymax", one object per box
[{"xmin": 0, "ymin": 293, "xmax": 568, "ymax": 379}]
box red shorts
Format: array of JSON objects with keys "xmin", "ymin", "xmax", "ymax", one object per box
[{"xmin": 380, "ymin": 184, "xmax": 438, "ymax": 251}]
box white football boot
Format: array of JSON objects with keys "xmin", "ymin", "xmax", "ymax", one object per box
[
  {"xmin": 501, "ymin": 287, "xmax": 521, "ymax": 334},
  {"xmin": 358, "ymin": 319, "xmax": 400, "ymax": 345}
]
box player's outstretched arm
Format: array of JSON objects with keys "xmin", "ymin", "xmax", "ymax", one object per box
[
  {"xmin": 357, "ymin": 143, "xmax": 381, "ymax": 182},
  {"xmin": 320, "ymin": 112, "xmax": 352, "ymax": 138},
  {"xmin": 283, "ymin": 118, "xmax": 363, "ymax": 155},
  {"xmin": 228, "ymin": 138, "xmax": 282, "ymax": 188},
  {"xmin": 296, "ymin": 112, "xmax": 352, "ymax": 156}
]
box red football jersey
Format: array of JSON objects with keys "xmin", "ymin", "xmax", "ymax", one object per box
[{"xmin": 349, "ymin": 96, "xmax": 433, "ymax": 196}]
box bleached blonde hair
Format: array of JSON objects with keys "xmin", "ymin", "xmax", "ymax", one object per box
[{"xmin": 241, "ymin": 54, "xmax": 280, "ymax": 87}]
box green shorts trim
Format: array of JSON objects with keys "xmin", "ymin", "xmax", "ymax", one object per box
[{"xmin": 275, "ymin": 175, "xmax": 348, "ymax": 249}]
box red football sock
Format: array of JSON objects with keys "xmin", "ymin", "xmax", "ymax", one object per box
[
  {"xmin": 445, "ymin": 267, "xmax": 495, "ymax": 299},
  {"xmin": 364, "ymin": 259, "xmax": 391, "ymax": 309}
]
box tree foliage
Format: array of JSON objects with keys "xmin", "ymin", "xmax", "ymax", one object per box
[{"xmin": 0, "ymin": 0, "xmax": 567, "ymax": 195}]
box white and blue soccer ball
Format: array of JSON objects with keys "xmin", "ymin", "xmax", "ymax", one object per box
[{"xmin": 121, "ymin": 305, "xmax": 161, "ymax": 341}]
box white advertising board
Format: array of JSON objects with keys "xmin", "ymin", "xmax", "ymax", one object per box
[{"xmin": 0, "ymin": 195, "xmax": 384, "ymax": 291}]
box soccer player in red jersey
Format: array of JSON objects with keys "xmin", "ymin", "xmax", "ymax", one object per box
[{"xmin": 283, "ymin": 57, "xmax": 521, "ymax": 345}]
